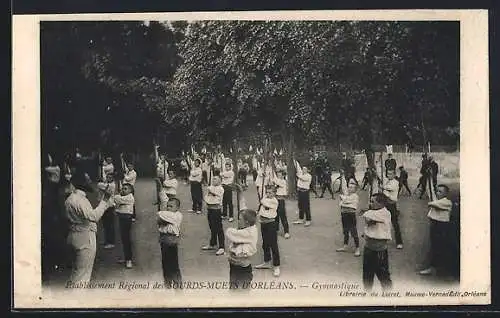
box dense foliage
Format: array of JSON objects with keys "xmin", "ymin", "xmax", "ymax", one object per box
[{"xmin": 41, "ymin": 20, "xmax": 459, "ymax": 164}]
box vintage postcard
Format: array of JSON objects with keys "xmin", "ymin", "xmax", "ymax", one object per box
[{"xmin": 12, "ymin": 10, "xmax": 489, "ymax": 308}]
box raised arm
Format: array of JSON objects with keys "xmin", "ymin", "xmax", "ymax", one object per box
[
  {"xmin": 297, "ymin": 173, "xmax": 311, "ymax": 182},
  {"xmin": 76, "ymin": 197, "xmax": 112, "ymax": 223}
]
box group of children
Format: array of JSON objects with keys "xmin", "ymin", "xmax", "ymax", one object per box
[
  {"xmin": 52, "ymin": 145, "xmax": 455, "ymax": 292},
  {"xmin": 96, "ymin": 154, "xmax": 138, "ymax": 269}
]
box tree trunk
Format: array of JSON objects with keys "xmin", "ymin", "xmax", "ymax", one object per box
[{"xmin": 231, "ymin": 140, "xmax": 241, "ymax": 218}]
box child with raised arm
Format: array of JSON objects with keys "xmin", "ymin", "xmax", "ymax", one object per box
[
  {"xmin": 336, "ymin": 178, "xmax": 361, "ymax": 256},
  {"xmin": 273, "ymin": 169, "xmax": 290, "ymax": 238},
  {"xmin": 226, "ymin": 192, "xmax": 258, "ymax": 290},
  {"xmin": 188, "ymin": 158, "xmax": 203, "ymax": 214},
  {"xmin": 157, "ymin": 198, "xmax": 183, "ymax": 287},
  {"xmin": 221, "ymin": 162, "xmax": 235, "ymax": 221},
  {"xmin": 419, "ymin": 184, "xmax": 453, "ymax": 276},
  {"xmin": 97, "ymin": 173, "xmax": 117, "ymax": 249},
  {"xmin": 382, "ymin": 169, "xmax": 403, "ymax": 249},
  {"xmin": 293, "ymin": 162, "xmax": 312, "ymax": 227},
  {"xmin": 163, "ymin": 170, "xmax": 178, "ymax": 199},
  {"xmin": 122, "ymin": 159, "xmax": 137, "ymax": 221},
  {"xmin": 113, "ymin": 183, "xmax": 135, "ymax": 269},
  {"xmin": 101, "ymin": 156, "xmax": 115, "ymax": 182},
  {"xmin": 361, "ymin": 193, "xmax": 393, "ymax": 291},
  {"xmin": 255, "ymin": 185, "xmax": 281, "ymax": 277},
  {"xmin": 202, "ymin": 175, "xmax": 225, "ymax": 256}
]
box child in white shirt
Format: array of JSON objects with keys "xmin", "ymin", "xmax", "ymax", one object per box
[
  {"xmin": 202, "ymin": 176, "xmax": 225, "ymax": 256},
  {"xmin": 255, "ymin": 185, "xmax": 281, "ymax": 277},
  {"xmin": 122, "ymin": 161, "xmax": 137, "ymax": 221},
  {"xmin": 97, "ymin": 173, "xmax": 117, "ymax": 249},
  {"xmin": 113, "ymin": 183, "xmax": 135, "ymax": 268},
  {"xmin": 361, "ymin": 193, "xmax": 393, "ymax": 291},
  {"xmin": 157, "ymin": 197, "xmax": 183, "ymax": 287},
  {"xmin": 382, "ymin": 169, "xmax": 403, "ymax": 249},
  {"xmin": 163, "ymin": 170, "xmax": 178, "ymax": 199},
  {"xmin": 188, "ymin": 159, "xmax": 203, "ymax": 213},
  {"xmin": 336, "ymin": 178, "xmax": 361, "ymax": 256},
  {"xmin": 293, "ymin": 164, "xmax": 312, "ymax": 226},
  {"xmin": 419, "ymin": 184, "xmax": 453, "ymax": 276},
  {"xmin": 221, "ymin": 163, "xmax": 235, "ymax": 221},
  {"xmin": 273, "ymin": 170, "xmax": 290, "ymax": 238},
  {"xmin": 226, "ymin": 195, "xmax": 258, "ymax": 290}
]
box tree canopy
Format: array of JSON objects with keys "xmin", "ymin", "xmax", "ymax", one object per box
[{"xmin": 41, "ymin": 20, "xmax": 459, "ymax": 160}]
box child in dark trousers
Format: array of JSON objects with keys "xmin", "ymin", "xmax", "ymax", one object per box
[
  {"xmin": 113, "ymin": 183, "xmax": 135, "ymax": 269},
  {"xmin": 202, "ymin": 176, "xmax": 226, "ymax": 256},
  {"xmin": 226, "ymin": 194, "xmax": 258, "ymax": 291},
  {"xmin": 398, "ymin": 166, "xmax": 411, "ymax": 196},
  {"xmin": 273, "ymin": 170, "xmax": 290, "ymax": 238},
  {"xmin": 157, "ymin": 198, "xmax": 183, "ymax": 288},
  {"xmin": 419, "ymin": 184, "xmax": 453, "ymax": 276},
  {"xmin": 97, "ymin": 173, "xmax": 117, "ymax": 249},
  {"xmin": 255, "ymin": 185, "xmax": 281, "ymax": 277},
  {"xmin": 361, "ymin": 193, "xmax": 393, "ymax": 291},
  {"xmin": 336, "ymin": 178, "xmax": 361, "ymax": 256}
]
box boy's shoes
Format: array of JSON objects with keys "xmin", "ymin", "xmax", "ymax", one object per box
[
  {"xmin": 131, "ymin": 218, "xmax": 136, "ymax": 222},
  {"xmin": 222, "ymin": 216, "xmax": 227, "ymax": 220},
  {"xmin": 354, "ymin": 248, "xmax": 361, "ymax": 257},
  {"xmin": 103, "ymin": 244, "xmax": 115, "ymax": 249},
  {"xmin": 293, "ymin": 219, "xmax": 304, "ymax": 225},
  {"xmin": 419, "ymin": 267, "xmax": 434, "ymax": 275},
  {"xmin": 255, "ymin": 262, "xmax": 272, "ymax": 269},
  {"xmin": 187, "ymin": 209, "xmax": 194, "ymax": 213},
  {"xmin": 396, "ymin": 244, "xmax": 403, "ymax": 249},
  {"xmin": 201, "ymin": 245, "xmax": 217, "ymax": 251},
  {"xmin": 273, "ymin": 267, "xmax": 281, "ymax": 277},
  {"xmin": 284, "ymin": 233, "xmax": 291, "ymax": 239},
  {"xmin": 215, "ymin": 248, "xmax": 225, "ymax": 256},
  {"xmin": 228, "ymin": 217, "xmax": 234, "ymax": 222},
  {"xmin": 196, "ymin": 210, "xmax": 202, "ymax": 214},
  {"xmin": 304, "ymin": 221, "xmax": 311, "ymax": 227},
  {"xmin": 336, "ymin": 246, "xmax": 348, "ymax": 252},
  {"xmin": 125, "ymin": 260, "xmax": 133, "ymax": 269}
]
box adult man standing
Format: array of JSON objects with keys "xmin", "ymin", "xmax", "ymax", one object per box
[
  {"xmin": 428, "ymin": 156, "xmax": 439, "ymax": 190},
  {"xmin": 384, "ymin": 154, "xmax": 397, "ymax": 177},
  {"xmin": 64, "ymin": 171, "xmax": 114, "ymax": 283}
]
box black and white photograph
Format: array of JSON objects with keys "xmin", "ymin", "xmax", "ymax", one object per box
[{"xmin": 12, "ymin": 10, "xmax": 489, "ymax": 308}]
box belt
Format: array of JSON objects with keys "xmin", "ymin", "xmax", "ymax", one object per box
[{"xmin": 298, "ymin": 188, "xmax": 309, "ymax": 192}]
